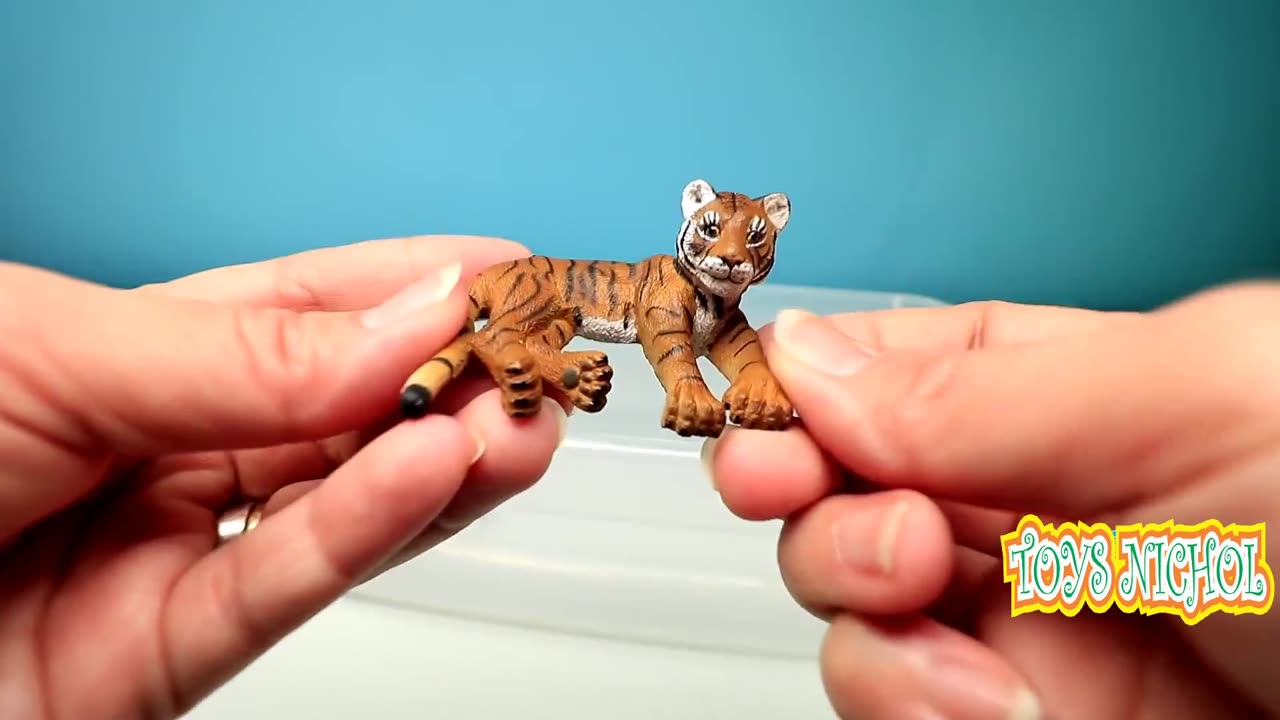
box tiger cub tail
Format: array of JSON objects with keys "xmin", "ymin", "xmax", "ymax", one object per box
[{"xmin": 398, "ymin": 287, "xmax": 487, "ymax": 418}]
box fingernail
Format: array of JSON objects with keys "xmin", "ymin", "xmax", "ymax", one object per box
[
  {"xmin": 1006, "ymin": 689, "xmax": 1043, "ymax": 720},
  {"xmin": 542, "ymin": 397, "xmax": 568, "ymax": 448},
  {"xmin": 700, "ymin": 436, "xmax": 721, "ymax": 490},
  {"xmin": 833, "ymin": 499, "xmax": 908, "ymax": 574},
  {"xmin": 928, "ymin": 653, "xmax": 1044, "ymax": 720},
  {"xmin": 849, "ymin": 619, "xmax": 1043, "ymax": 720},
  {"xmin": 361, "ymin": 262, "xmax": 463, "ymax": 329},
  {"xmin": 773, "ymin": 309, "xmax": 875, "ymax": 376},
  {"xmin": 468, "ymin": 428, "xmax": 486, "ymax": 465}
]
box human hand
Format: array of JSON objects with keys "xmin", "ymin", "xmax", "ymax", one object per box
[
  {"xmin": 703, "ymin": 282, "xmax": 1280, "ymax": 719},
  {"xmin": 0, "ymin": 236, "xmax": 568, "ymax": 719}
]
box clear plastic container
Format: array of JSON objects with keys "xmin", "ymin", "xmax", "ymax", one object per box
[{"xmin": 354, "ymin": 285, "xmax": 948, "ymax": 659}]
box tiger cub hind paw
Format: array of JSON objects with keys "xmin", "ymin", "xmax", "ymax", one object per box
[
  {"xmin": 560, "ymin": 350, "xmax": 613, "ymax": 413},
  {"xmin": 502, "ymin": 377, "xmax": 543, "ymax": 418},
  {"xmin": 492, "ymin": 352, "xmax": 545, "ymax": 418}
]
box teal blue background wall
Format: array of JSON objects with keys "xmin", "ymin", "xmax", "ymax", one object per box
[{"xmin": 2, "ymin": 1, "xmax": 1277, "ymax": 310}]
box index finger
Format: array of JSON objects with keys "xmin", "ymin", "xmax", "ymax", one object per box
[
  {"xmin": 760, "ymin": 300, "xmax": 1141, "ymax": 356},
  {"xmin": 136, "ymin": 235, "xmax": 530, "ymax": 310},
  {"xmin": 708, "ymin": 301, "xmax": 1140, "ymax": 522}
]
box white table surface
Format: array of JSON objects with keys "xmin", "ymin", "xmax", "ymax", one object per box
[{"xmin": 185, "ymin": 594, "xmax": 837, "ymax": 719}]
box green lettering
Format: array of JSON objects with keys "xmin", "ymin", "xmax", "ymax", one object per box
[
  {"xmin": 1241, "ymin": 537, "xmax": 1268, "ymax": 602},
  {"xmin": 1150, "ymin": 539, "xmax": 1168, "ymax": 600},
  {"xmin": 1216, "ymin": 542, "xmax": 1244, "ymax": 599},
  {"xmin": 1087, "ymin": 537, "xmax": 1113, "ymax": 601},
  {"xmin": 1118, "ymin": 537, "xmax": 1147, "ymax": 601},
  {"xmin": 1060, "ymin": 538, "xmax": 1084, "ymax": 602},
  {"xmin": 1189, "ymin": 535, "xmax": 1216, "ymax": 609},
  {"xmin": 1008, "ymin": 529, "xmax": 1037, "ymax": 600},
  {"xmin": 1165, "ymin": 538, "xmax": 1198, "ymax": 612},
  {"xmin": 1034, "ymin": 544, "xmax": 1061, "ymax": 599}
]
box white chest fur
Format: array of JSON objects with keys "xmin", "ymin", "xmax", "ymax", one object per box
[
  {"xmin": 692, "ymin": 296, "xmax": 727, "ymax": 357},
  {"xmin": 577, "ymin": 315, "xmax": 638, "ymax": 344},
  {"xmin": 573, "ymin": 291, "xmax": 731, "ymax": 356}
]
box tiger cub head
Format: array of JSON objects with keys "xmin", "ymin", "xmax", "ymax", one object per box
[{"xmin": 675, "ymin": 178, "xmax": 790, "ymax": 299}]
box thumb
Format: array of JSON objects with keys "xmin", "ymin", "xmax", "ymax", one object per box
[
  {"xmin": 0, "ymin": 261, "xmax": 469, "ymax": 528},
  {"xmin": 762, "ymin": 287, "xmax": 1279, "ymax": 516}
]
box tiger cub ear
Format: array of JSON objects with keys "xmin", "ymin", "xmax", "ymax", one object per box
[
  {"xmin": 681, "ymin": 178, "xmax": 716, "ymax": 219},
  {"xmin": 757, "ymin": 192, "xmax": 791, "ymax": 232}
]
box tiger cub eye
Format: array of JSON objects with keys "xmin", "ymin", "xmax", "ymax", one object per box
[{"xmin": 699, "ymin": 211, "xmax": 720, "ymax": 239}]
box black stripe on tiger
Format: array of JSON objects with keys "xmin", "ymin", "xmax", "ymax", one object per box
[
  {"xmin": 584, "ymin": 261, "xmax": 601, "ymax": 305},
  {"xmin": 564, "ymin": 260, "xmax": 579, "ymax": 303}
]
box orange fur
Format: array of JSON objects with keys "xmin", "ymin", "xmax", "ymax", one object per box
[{"xmin": 398, "ymin": 179, "xmax": 794, "ymax": 438}]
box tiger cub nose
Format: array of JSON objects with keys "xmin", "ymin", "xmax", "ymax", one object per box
[{"xmin": 721, "ymin": 256, "xmax": 745, "ymax": 269}]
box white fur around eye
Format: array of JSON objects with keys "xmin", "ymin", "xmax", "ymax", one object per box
[
  {"xmin": 744, "ymin": 216, "xmax": 767, "ymax": 247},
  {"xmin": 682, "ymin": 178, "xmax": 716, "ymax": 219},
  {"xmin": 697, "ymin": 210, "xmax": 720, "ymax": 240}
]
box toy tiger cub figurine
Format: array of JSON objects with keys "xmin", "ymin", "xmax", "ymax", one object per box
[{"xmin": 398, "ymin": 178, "xmax": 794, "ymax": 438}]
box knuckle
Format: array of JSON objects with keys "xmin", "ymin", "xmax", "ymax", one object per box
[
  {"xmin": 1188, "ymin": 279, "xmax": 1280, "ymax": 311},
  {"xmin": 271, "ymin": 255, "xmax": 326, "ymax": 311},
  {"xmin": 954, "ymin": 299, "xmax": 1014, "ymax": 349},
  {"xmin": 1170, "ymin": 282, "xmax": 1280, "ymax": 405},
  {"xmin": 960, "ymin": 299, "xmax": 1017, "ymax": 314},
  {"xmin": 818, "ymin": 615, "xmax": 880, "ymax": 718},
  {"xmin": 872, "ymin": 352, "xmax": 964, "ymax": 480},
  {"xmin": 229, "ymin": 306, "xmax": 323, "ymax": 424},
  {"xmin": 838, "ymin": 311, "xmax": 885, "ymax": 350}
]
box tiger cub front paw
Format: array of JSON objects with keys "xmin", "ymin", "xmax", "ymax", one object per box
[
  {"xmin": 722, "ymin": 369, "xmax": 793, "ymax": 431},
  {"xmin": 661, "ymin": 380, "xmax": 726, "ymax": 438}
]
